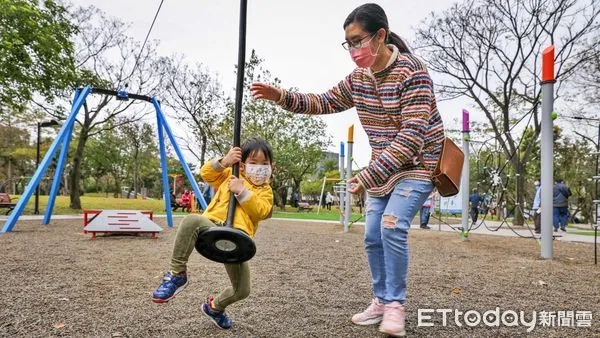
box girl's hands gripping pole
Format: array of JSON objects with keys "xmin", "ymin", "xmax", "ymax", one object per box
[
  {"xmin": 220, "ymin": 147, "xmax": 246, "ymax": 195},
  {"xmin": 220, "ymin": 147, "xmax": 242, "ymax": 168}
]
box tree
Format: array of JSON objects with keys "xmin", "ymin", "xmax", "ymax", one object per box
[
  {"xmin": 300, "ymin": 179, "xmax": 323, "ymax": 203},
  {"xmin": 0, "ymin": 123, "xmax": 34, "ymax": 194},
  {"xmin": 83, "ymin": 121, "xmax": 128, "ymax": 198},
  {"xmin": 0, "ymin": 0, "xmax": 76, "ymax": 116},
  {"xmin": 119, "ymin": 121, "xmax": 159, "ymax": 198},
  {"xmin": 414, "ymin": 0, "xmax": 600, "ymax": 224},
  {"xmin": 33, "ymin": 6, "xmax": 162, "ymax": 209},
  {"xmin": 554, "ymin": 134, "xmax": 595, "ymax": 223},
  {"xmin": 214, "ymin": 51, "xmax": 331, "ymax": 209},
  {"xmin": 567, "ymin": 33, "xmax": 600, "ymax": 116},
  {"xmin": 159, "ymin": 57, "xmax": 225, "ymax": 166},
  {"xmin": 84, "ymin": 120, "xmax": 162, "ymax": 199}
]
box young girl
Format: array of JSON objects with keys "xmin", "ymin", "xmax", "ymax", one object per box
[
  {"xmin": 250, "ymin": 3, "xmax": 443, "ymax": 337},
  {"xmin": 152, "ymin": 137, "xmax": 274, "ymax": 330}
]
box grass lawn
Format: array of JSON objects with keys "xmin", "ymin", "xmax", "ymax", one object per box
[
  {"xmin": 272, "ymin": 208, "xmax": 365, "ymax": 222},
  {"xmin": 7, "ymin": 195, "xmax": 188, "ymax": 216},
  {"xmin": 567, "ymin": 230, "xmax": 598, "ymax": 237},
  {"xmin": 6, "ymin": 195, "xmax": 365, "ymax": 222}
]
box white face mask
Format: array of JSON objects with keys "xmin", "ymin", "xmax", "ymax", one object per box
[{"xmin": 244, "ymin": 164, "xmax": 272, "ymax": 186}]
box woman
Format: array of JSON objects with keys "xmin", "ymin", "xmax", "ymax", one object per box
[{"xmin": 251, "ymin": 3, "xmax": 443, "ymax": 336}]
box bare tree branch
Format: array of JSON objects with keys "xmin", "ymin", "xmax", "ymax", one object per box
[{"xmin": 413, "ymin": 0, "xmax": 600, "ymax": 224}]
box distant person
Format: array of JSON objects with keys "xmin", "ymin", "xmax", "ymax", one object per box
[
  {"xmin": 180, "ymin": 189, "xmax": 192, "ymax": 213},
  {"xmin": 420, "ymin": 193, "xmax": 434, "ymax": 229},
  {"xmin": 326, "ymin": 191, "xmax": 334, "ymax": 210},
  {"xmin": 553, "ymin": 178, "xmax": 571, "ymax": 232},
  {"xmin": 170, "ymin": 191, "xmax": 180, "ymax": 211},
  {"xmin": 200, "ymin": 182, "xmax": 213, "ymax": 207},
  {"xmin": 532, "ymin": 179, "xmax": 541, "ymax": 234},
  {"xmin": 479, "ymin": 194, "xmax": 490, "ymax": 215},
  {"xmin": 469, "ymin": 189, "xmax": 482, "ymax": 224}
]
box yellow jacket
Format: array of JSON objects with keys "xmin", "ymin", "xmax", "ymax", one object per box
[{"xmin": 200, "ymin": 159, "xmax": 273, "ymax": 237}]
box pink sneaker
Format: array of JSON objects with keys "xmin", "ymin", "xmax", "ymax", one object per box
[
  {"xmin": 351, "ymin": 298, "xmax": 385, "ymax": 325},
  {"xmin": 379, "ymin": 301, "xmax": 406, "ymax": 337}
]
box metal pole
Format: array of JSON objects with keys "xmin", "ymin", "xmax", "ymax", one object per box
[
  {"xmin": 156, "ymin": 108, "xmax": 174, "ymax": 227},
  {"xmin": 461, "ymin": 109, "xmax": 470, "ymax": 240},
  {"xmin": 540, "ymin": 45, "xmax": 555, "ymax": 259},
  {"xmin": 34, "ymin": 122, "xmax": 41, "ymax": 215},
  {"xmin": 317, "ymin": 176, "xmax": 326, "ymax": 214},
  {"xmin": 339, "ymin": 141, "xmax": 345, "ymax": 225},
  {"xmin": 225, "ymin": 0, "xmax": 248, "ymax": 227},
  {"xmin": 344, "ymin": 125, "xmax": 354, "ymax": 232},
  {"xmin": 595, "ymin": 123, "xmax": 599, "ymax": 265},
  {"xmin": 595, "ymin": 225, "xmax": 598, "ymax": 265},
  {"xmin": 43, "ymin": 119, "xmax": 75, "ymax": 225},
  {"xmin": 592, "ymin": 123, "xmax": 600, "ymax": 234},
  {"xmin": 437, "ymin": 193, "xmax": 441, "ymax": 232}
]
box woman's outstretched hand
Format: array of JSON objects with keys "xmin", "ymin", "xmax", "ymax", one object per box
[
  {"xmin": 347, "ymin": 176, "xmax": 365, "ymax": 195},
  {"xmin": 250, "ymin": 83, "xmax": 282, "ymax": 102}
]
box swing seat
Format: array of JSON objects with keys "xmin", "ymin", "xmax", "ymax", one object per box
[{"xmin": 195, "ymin": 226, "xmax": 256, "ymax": 263}]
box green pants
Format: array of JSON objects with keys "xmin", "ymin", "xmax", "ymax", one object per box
[{"xmin": 170, "ymin": 214, "xmax": 251, "ymax": 311}]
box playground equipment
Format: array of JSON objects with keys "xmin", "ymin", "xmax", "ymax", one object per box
[
  {"xmin": 540, "ymin": 45, "xmax": 555, "ymax": 259},
  {"xmin": 339, "ymin": 141, "xmax": 346, "ymax": 226},
  {"xmin": 169, "ymin": 174, "xmax": 183, "ymax": 194},
  {"xmin": 1, "ymin": 87, "xmax": 207, "ymax": 233},
  {"xmin": 461, "ymin": 109, "xmax": 470, "ymax": 240},
  {"xmin": 82, "ymin": 209, "xmax": 161, "ymax": 239},
  {"xmin": 344, "ymin": 125, "xmax": 354, "ymax": 232},
  {"xmin": 316, "ymin": 126, "xmax": 361, "ymax": 232},
  {"xmin": 194, "ymin": 0, "xmax": 256, "ymax": 264},
  {"xmin": 446, "ymin": 45, "xmax": 564, "ymax": 261},
  {"xmin": 316, "ymin": 177, "xmax": 341, "ymax": 214}
]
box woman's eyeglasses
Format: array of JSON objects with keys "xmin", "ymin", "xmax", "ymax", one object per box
[{"xmin": 341, "ymin": 33, "xmax": 376, "ymax": 50}]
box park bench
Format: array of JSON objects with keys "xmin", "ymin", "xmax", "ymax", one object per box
[
  {"xmin": 298, "ymin": 202, "xmax": 313, "ymax": 212},
  {"xmin": 0, "ymin": 193, "xmax": 16, "ymax": 215}
]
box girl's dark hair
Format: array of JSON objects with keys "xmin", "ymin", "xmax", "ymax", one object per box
[
  {"xmin": 241, "ymin": 137, "xmax": 273, "ymax": 164},
  {"xmin": 343, "ymin": 3, "xmax": 410, "ymax": 53}
]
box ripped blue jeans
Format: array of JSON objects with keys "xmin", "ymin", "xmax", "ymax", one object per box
[{"xmin": 364, "ymin": 179, "xmax": 433, "ymax": 304}]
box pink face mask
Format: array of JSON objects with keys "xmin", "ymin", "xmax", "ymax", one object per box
[{"xmin": 349, "ymin": 38, "xmax": 381, "ymax": 68}]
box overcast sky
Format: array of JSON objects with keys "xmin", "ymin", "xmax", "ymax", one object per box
[{"xmin": 72, "ymin": 0, "xmax": 477, "ymax": 167}]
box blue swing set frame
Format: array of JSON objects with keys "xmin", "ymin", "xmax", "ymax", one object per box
[{"xmin": 1, "ymin": 86, "xmax": 207, "ymax": 233}]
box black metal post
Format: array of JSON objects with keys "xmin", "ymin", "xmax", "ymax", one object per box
[
  {"xmin": 595, "ymin": 225, "xmax": 597, "ymax": 265},
  {"xmin": 593, "ymin": 122, "xmax": 598, "ymax": 267},
  {"xmin": 595, "ymin": 123, "xmax": 599, "ymax": 265},
  {"xmin": 34, "ymin": 120, "xmax": 60, "ymax": 215},
  {"xmin": 226, "ymin": 0, "xmax": 247, "ymax": 227},
  {"xmin": 34, "ymin": 122, "xmax": 41, "ymax": 214}
]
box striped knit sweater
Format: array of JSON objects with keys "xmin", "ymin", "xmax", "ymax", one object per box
[{"xmin": 276, "ymin": 45, "xmax": 445, "ymax": 197}]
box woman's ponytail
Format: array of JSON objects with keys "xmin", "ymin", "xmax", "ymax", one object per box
[{"xmin": 388, "ymin": 31, "xmax": 410, "ymax": 54}]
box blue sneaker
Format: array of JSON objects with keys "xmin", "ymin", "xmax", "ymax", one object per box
[
  {"xmin": 151, "ymin": 272, "xmax": 188, "ymax": 303},
  {"xmin": 201, "ymin": 296, "xmax": 232, "ymax": 329}
]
